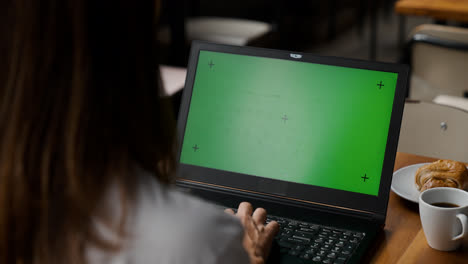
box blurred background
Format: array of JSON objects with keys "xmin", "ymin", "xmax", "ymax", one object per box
[
  {"xmin": 157, "ymin": 0, "xmax": 432, "ymax": 65},
  {"xmin": 158, "ymin": 0, "xmax": 468, "ymax": 162}
]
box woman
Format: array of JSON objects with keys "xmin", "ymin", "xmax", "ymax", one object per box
[{"xmin": 0, "ymin": 0, "xmax": 278, "ymax": 263}]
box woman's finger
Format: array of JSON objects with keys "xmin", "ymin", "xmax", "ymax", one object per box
[
  {"xmin": 252, "ymin": 207, "xmax": 267, "ymax": 225},
  {"xmin": 262, "ymin": 221, "xmax": 280, "ymax": 248},
  {"xmin": 237, "ymin": 202, "xmax": 253, "ymax": 217},
  {"xmin": 265, "ymin": 221, "xmax": 280, "ymax": 239},
  {"xmin": 224, "ymin": 208, "xmax": 235, "ymax": 215},
  {"xmin": 253, "ymin": 221, "xmax": 279, "ymax": 259}
]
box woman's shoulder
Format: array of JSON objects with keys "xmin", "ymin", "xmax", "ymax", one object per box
[
  {"xmin": 122, "ymin": 169, "xmax": 249, "ymax": 263},
  {"xmin": 134, "ymin": 168, "xmax": 238, "ymax": 231}
]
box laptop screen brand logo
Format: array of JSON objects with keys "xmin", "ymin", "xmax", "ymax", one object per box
[{"xmin": 290, "ymin": 53, "xmax": 302, "ymax": 59}]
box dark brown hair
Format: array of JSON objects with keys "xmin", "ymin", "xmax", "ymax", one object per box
[{"xmin": 0, "ymin": 0, "xmax": 175, "ymax": 263}]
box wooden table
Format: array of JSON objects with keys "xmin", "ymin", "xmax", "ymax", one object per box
[
  {"xmin": 369, "ymin": 152, "xmax": 468, "ymax": 263},
  {"xmin": 395, "ymin": 0, "xmax": 468, "ymax": 22}
]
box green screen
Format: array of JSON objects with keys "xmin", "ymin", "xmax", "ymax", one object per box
[{"xmin": 180, "ymin": 51, "xmax": 398, "ymax": 196}]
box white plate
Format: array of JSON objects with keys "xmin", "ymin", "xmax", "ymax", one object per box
[
  {"xmin": 391, "ymin": 163, "xmax": 468, "ymax": 203},
  {"xmin": 391, "ymin": 163, "xmax": 430, "ymax": 203}
]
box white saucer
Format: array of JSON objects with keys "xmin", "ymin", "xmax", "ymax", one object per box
[
  {"xmin": 391, "ymin": 163, "xmax": 468, "ymax": 203},
  {"xmin": 391, "ymin": 163, "xmax": 430, "ymax": 203}
]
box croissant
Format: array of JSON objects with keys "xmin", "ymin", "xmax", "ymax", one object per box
[{"xmin": 415, "ymin": 160, "xmax": 468, "ymax": 192}]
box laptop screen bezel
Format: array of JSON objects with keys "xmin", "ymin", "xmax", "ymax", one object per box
[{"xmin": 176, "ymin": 41, "xmax": 409, "ymax": 216}]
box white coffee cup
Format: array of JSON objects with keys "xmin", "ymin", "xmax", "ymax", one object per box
[{"xmin": 419, "ymin": 187, "xmax": 468, "ymax": 251}]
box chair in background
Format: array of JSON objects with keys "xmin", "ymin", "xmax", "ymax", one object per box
[
  {"xmin": 159, "ymin": 65, "xmax": 187, "ymax": 119},
  {"xmin": 158, "ymin": 17, "xmax": 272, "ymax": 46},
  {"xmin": 407, "ymin": 24, "xmax": 468, "ymax": 101},
  {"xmin": 160, "ymin": 65, "xmax": 186, "ymax": 97},
  {"xmin": 157, "ymin": 0, "xmax": 274, "ymax": 66},
  {"xmin": 184, "ymin": 17, "xmax": 272, "ymax": 46},
  {"xmin": 397, "ymin": 100, "xmax": 468, "ymax": 162},
  {"xmin": 433, "ymin": 94, "xmax": 468, "ymax": 112}
]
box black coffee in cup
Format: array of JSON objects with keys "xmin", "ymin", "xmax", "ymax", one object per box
[{"xmin": 431, "ymin": 202, "xmax": 459, "ymax": 208}]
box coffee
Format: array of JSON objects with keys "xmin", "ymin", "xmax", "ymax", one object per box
[{"xmin": 431, "ymin": 202, "xmax": 459, "ymax": 208}]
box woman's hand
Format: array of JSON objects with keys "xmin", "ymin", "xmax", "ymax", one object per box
[{"xmin": 225, "ymin": 202, "xmax": 279, "ymax": 264}]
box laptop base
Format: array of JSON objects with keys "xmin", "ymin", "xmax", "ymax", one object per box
[{"xmin": 177, "ymin": 181, "xmax": 381, "ymax": 264}]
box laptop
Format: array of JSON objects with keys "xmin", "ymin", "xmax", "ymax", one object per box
[{"xmin": 175, "ymin": 41, "xmax": 409, "ymax": 264}]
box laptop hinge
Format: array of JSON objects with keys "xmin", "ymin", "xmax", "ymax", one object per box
[
  {"xmin": 371, "ymin": 213, "xmax": 385, "ymax": 226},
  {"xmin": 177, "ymin": 180, "xmax": 384, "ymax": 224}
]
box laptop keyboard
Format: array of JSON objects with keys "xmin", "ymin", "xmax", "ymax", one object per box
[
  {"xmin": 266, "ymin": 214, "xmax": 365, "ymax": 264},
  {"xmin": 226, "ymin": 208, "xmax": 365, "ymax": 263}
]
